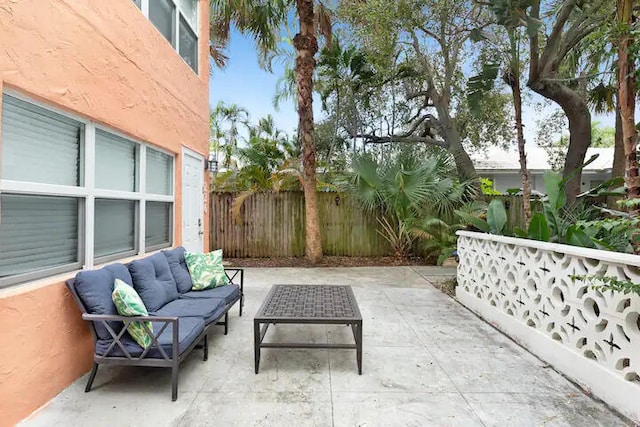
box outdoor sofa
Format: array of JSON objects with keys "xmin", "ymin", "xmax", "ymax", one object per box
[{"xmin": 65, "ymin": 246, "xmax": 244, "ymax": 401}]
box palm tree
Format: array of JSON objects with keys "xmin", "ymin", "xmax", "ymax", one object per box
[
  {"xmin": 317, "ymin": 41, "xmax": 375, "ymax": 168},
  {"xmin": 210, "ymin": 0, "xmax": 331, "ymax": 263},
  {"xmin": 617, "ymin": 0, "xmax": 639, "ymax": 215}
]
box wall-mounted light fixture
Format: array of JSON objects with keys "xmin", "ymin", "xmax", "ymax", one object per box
[
  {"xmin": 335, "ymin": 195, "xmax": 340, "ymax": 206},
  {"xmin": 206, "ymin": 152, "xmax": 218, "ymax": 173}
]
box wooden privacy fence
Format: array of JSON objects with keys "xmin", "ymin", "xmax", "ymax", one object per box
[
  {"xmin": 210, "ymin": 192, "xmax": 529, "ymax": 258},
  {"xmin": 210, "ymin": 192, "xmax": 390, "ymax": 257}
]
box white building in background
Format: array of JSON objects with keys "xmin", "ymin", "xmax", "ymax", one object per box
[{"xmin": 474, "ymin": 146, "xmax": 613, "ymax": 193}]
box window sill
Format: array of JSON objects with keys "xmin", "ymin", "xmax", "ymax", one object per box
[{"xmin": 0, "ymin": 248, "xmax": 171, "ymax": 299}]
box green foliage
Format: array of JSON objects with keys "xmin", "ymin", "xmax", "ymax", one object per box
[
  {"xmin": 480, "ymin": 178, "xmax": 501, "ymax": 195},
  {"xmin": 458, "ymin": 158, "xmax": 627, "ymax": 251},
  {"xmin": 347, "ymin": 146, "xmax": 476, "ymax": 258},
  {"xmin": 408, "ymin": 216, "xmax": 465, "ymax": 265},
  {"xmin": 576, "ymin": 217, "xmax": 640, "ymax": 253},
  {"xmin": 377, "ymin": 216, "xmax": 413, "ymax": 259},
  {"xmin": 565, "ymin": 225, "xmax": 596, "ymax": 249},
  {"xmin": 617, "ymin": 198, "xmax": 640, "ymax": 209},
  {"xmin": 572, "ymin": 274, "xmax": 640, "ymax": 297},
  {"xmin": 527, "ymin": 213, "xmax": 550, "ymax": 241},
  {"xmin": 487, "ymin": 199, "xmax": 508, "ymax": 235}
]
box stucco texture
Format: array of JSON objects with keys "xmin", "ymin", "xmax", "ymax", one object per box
[{"xmin": 0, "ymin": 0, "xmax": 210, "ymax": 425}]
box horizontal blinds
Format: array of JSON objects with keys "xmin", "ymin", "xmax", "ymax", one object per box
[
  {"xmin": 146, "ymin": 201, "xmax": 172, "ymax": 248},
  {"xmin": 1, "ymin": 94, "xmax": 82, "ymax": 186},
  {"xmin": 94, "ymin": 199, "xmax": 136, "ymax": 258},
  {"xmin": 0, "ymin": 195, "xmax": 78, "ymax": 278},
  {"xmin": 95, "ymin": 129, "xmax": 137, "ymax": 191},
  {"xmin": 146, "ymin": 148, "xmax": 173, "ymax": 195}
]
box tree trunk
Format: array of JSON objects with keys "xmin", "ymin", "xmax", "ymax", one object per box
[
  {"xmin": 508, "ymin": 73, "xmax": 532, "ymax": 227},
  {"xmin": 528, "ymin": 79, "xmax": 591, "ymax": 203},
  {"xmin": 613, "ymin": 101, "xmax": 625, "ymax": 179},
  {"xmin": 435, "ymin": 104, "xmax": 480, "ymax": 195},
  {"xmin": 618, "ymin": 0, "xmax": 640, "ymax": 216},
  {"xmin": 608, "ymin": 98, "xmax": 625, "ymax": 207},
  {"xmin": 294, "ymin": 0, "xmax": 323, "ymax": 263}
]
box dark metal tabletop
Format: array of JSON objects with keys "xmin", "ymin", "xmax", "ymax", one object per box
[{"xmin": 254, "ymin": 284, "xmax": 362, "ymax": 322}]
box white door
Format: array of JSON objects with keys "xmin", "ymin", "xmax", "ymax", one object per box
[{"xmin": 182, "ymin": 148, "xmax": 204, "ymax": 253}]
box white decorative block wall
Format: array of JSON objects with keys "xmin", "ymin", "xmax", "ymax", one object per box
[{"xmin": 456, "ymin": 231, "xmax": 640, "ymax": 422}]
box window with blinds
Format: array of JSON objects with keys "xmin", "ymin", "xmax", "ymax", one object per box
[
  {"xmin": 94, "ymin": 199, "xmax": 137, "ymax": 259},
  {"xmin": 0, "ymin": 92, "xmax": 176, "ymax": 287},
  {"xmin": 0, "ymin": 195, "xmax": 79, "ymax": 279},
  {"xmin": 147, "ymin": 148, "xmax": 173, "ymax": 195},
  {"xmin": 95, "ymin": 130, "xmax": 138, "ymax": 192},
  {"xmin": 146, "ymin": 201, "xmax": 172, "ymax": 249},
  {"xmin": 1, "ymin": 94, "xmax": 83, "ymax": 186}
]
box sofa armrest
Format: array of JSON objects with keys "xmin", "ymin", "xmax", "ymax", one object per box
[
  {"xmin": 224, "ymin": 268, "xmax": 244, "ymax": 289},
  {"xmin": 82, "ymin": 314, "xmax": 179, "ymax": 360},
  {"xmin": 82, "ymin": 313, "xmax": 178, "ymax": 323}
]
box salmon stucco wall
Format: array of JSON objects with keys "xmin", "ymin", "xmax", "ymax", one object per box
[{"xmin": 0, "ymin": 1, "xmax": 210, "ymax": 425}]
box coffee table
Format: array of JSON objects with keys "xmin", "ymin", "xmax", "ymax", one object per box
[{"xmin": 253, "ymin": 284, "xmax": 363, "ymax": 374}]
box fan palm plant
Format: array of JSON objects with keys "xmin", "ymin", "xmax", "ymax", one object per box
[{"xmin": 347, "ymin": 147, "xmax": 477, "ymax": 258}]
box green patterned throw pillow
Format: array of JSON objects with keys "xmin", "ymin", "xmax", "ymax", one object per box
[
  {"xmin": 112, "ymin": 278, "xmax": 153, "ymax": 349},
  {"xmin": 184, "ymin": 249, "xmax": 229, "ymax": 291}
]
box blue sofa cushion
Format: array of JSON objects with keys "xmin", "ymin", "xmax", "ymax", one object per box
[
  {"xmin": 180, "ymin": 284, "xmax": 240, "ymax": 305},
  {"xmin": 128, "ymin": 253, "xmax": 180, "ymax": 312},
  {"xmin": 150, "ymin": 298, "xmax": 226, "ymax": 325},
  {"xmin": 74, "ymin": 264, "xmax": 133, "ymax": 340},
  {"xmin": 162, "ymin": 247, "xmax": 193, "ymax": 294},
  {"xmin": 95, "ymin": 317, "xmax": 205, "ymax": 358}
]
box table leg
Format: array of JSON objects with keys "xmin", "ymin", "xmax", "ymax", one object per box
[
  {"xmin": 254, "ymin": 319, "xmax": 260, "ymax": 374},
  {"xmin": 356, "ymin": 320, "xmax": 363, "ymax": 375}
]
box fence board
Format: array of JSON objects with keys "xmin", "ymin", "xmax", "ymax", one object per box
[
  {"xmin": 210, "ymin": 192, "xmax": 529, "ymax": 257},
  {"xmin": 210, "ymin": 192, "xmax": 390, "ymax": 257}
]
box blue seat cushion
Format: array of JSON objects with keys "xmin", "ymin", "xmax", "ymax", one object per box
[
  {"xmin": 150, "ymin": 298, "xmax": 227, "ymax": 325},
  {"xmin": 180, "ymin": 284, "xmax": 240, "ymax": 305},
  {"xmin": 162, "ymin": 247, "xmax": 193, "ymax": 294},
  {"xmin": 95, "ymin": 317, "xmax": 205, "ymax": 359},
  {"xmin": 75, "ymin": 264, "xmax": 133, "ymax": 340},
  {"xmin": 128, "ymin": 253, "xmax": 180, "ymax": 312}
]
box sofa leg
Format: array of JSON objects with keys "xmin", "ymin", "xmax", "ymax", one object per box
[
  {"xmin": 85, "ymin": 363, "xmax": 99, "ymax": 393},
  {"xmin": 239, "ymin": 295, "xmax": 243, "ymax": 317},
  {"xmin": 224, "ymin": 312, "xmax": 229, "ymax": 335},
  {"xmin": 171, "ymin": 362, "xmax": 179, "ymax": 401},
  {"xmin": 203, "ymin": 335, "xmax": 208, "ymax": 361}
]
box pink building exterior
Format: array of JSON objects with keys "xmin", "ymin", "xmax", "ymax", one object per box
[{"xmin": 0, "ymin": 1, "xmax": 211, "ymax": 424}]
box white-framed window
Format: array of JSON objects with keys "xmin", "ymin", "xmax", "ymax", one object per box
[
  {"xmin": 0, "ymin": 92, "xmax": 175, "ymax": 288},
  {"xmin": 133, "ymin": 0, "xmax": 198, "ymax": 73}
]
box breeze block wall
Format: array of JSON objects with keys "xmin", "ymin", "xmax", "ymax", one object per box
[{"xmin": 456, "ymin": 231, "xmax": 640, "ymax": 423}]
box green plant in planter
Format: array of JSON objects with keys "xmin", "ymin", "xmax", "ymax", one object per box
[
  {"xmin": 456, "ymin": 156, "xmax": 625, "ymax": 249},
  {"xmin": 455, "ymin": 198, "xmax": 508, "ymax": 235}
]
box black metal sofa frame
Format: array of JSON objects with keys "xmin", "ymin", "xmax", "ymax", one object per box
[{"xmin": 65, "ymin": 268, "xmax": 244, "ymax": 401}]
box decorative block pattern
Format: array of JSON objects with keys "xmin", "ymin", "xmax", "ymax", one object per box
[
  {"xmin": 457, "ymin": 232, "xmax": 640, "ymax": 387},
  {"xmin": 260, "ymin": 285, "xmax": 358, "ymax": 319}
]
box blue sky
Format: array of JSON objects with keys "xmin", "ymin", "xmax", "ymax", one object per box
[
  {"xmin": 208, "ymin": 29, "xmax": 304, "ymax": 136},
  {"xmin": 208, "ymin": 29, "xmax": 616, "ymax": 148}
]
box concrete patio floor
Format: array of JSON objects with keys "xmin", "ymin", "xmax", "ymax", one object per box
[{"xmin": 22, "ymin": 267, "xmax": 631, "ymax": 427}]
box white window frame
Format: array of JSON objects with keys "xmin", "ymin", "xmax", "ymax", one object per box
[
  {"xmin": 135, "ymin": 0, "xmax": 199, "ymax": 73},
  {"xmin": 0, "ymin": 90, "xmax": 175, "ymax": 287}
]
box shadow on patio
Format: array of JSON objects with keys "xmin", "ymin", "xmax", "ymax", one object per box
[{"xmin": 21, "ymin": 267, "xmax": 630, "ymax": 427}]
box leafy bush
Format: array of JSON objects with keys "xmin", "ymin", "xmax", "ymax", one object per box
[
  {"xmin": 480, "ymin": 178, "xmax": 501, "ymax": 195},
  {"xmin": 346, "ymin": 147, "xmax": 476, "ymax": 259}
]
